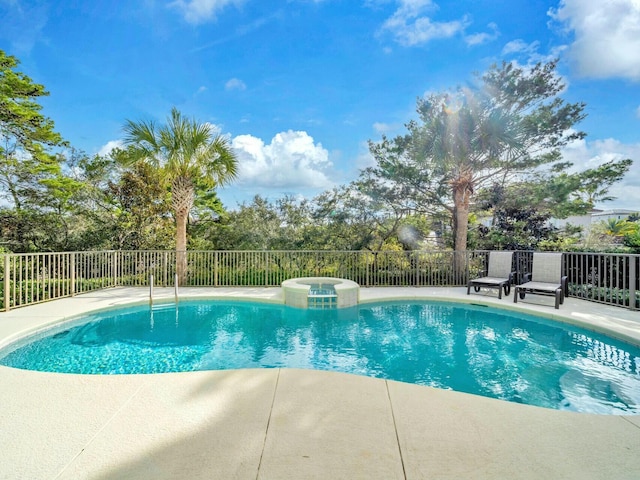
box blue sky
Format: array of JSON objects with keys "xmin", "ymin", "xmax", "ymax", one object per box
[{"xmin": 2, "ymin": 0, "xmax": 640, "ymax": 211}]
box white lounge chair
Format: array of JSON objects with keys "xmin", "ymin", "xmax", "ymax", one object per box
[
  {"xmin": 467, "ymin": 251, "xmax": 515, "ymax": 299},
  {"xmin": 514, "ymin": 252, "xmax": 567, "ymax": 309}
]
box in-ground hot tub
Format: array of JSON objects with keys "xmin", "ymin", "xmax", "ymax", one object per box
[{"xmin": 281, "ymin": 277, "xmax": 360, "ymax": 308}]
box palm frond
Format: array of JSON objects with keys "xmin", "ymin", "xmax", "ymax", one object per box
[{"xmin": 122, "ymin": 107, "xmax": 239, "ymax": 191}]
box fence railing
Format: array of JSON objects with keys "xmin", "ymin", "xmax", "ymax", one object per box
[{"xmin": 1, "ymin": 250, "xmax": 638, "ymax": 311}]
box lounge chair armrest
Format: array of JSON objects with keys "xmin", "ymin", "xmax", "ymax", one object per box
[
  {"xmin": 561, "ymin": 275, "xmax": 568, "ymax": 295},
  {"xmin": 508, "ymin": 271, "xmax": 516, "ymax": 285}
]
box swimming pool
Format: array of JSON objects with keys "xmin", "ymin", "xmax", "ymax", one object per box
[{"xmin": 1, "ymin": 299, "xmax": 639, "ymax": 414}]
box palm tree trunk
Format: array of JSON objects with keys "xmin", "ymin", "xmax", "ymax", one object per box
[
  {"xmin": 453, "ymin": 183, "xmax": 471, "ymax": 280},
  {"xmin": 172, "ymin": 176, "xmax": 194, "ymax": 286},
  {"xmin": 175, "ymin": 210, "xmax": 188, "ymax": 286}
]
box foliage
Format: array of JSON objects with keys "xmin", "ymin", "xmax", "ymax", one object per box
[
  {"xmin": 366, "ymin": 60, "xmax": 633, "ymax": 255},
  {"xmin": 471, "ymin": 180, "xmax": 585, "ymax": 251},
  {"xmin": 0, "ymin": 50, "xmax": 85, "ymax": 252},
  {"xmin": 203, "ymin": 186, "xmax": 434, "ymax": 253},
  {"xmin": 107, "ymin": 161, "xmax": 175, "ymax": 249},
  {"xmin": 187, "ymin": 175, "xmax": 227, "ymax": 248},
  {"xmin": 622, "ymin": 222, "xmax": 640, "ymax": 252},
  {"xmin": 0, "ymin": 51, "xmax": 634, "ymax": 258},
  {"xmin": 123, "ymin": 108, "xmax": 238, "ymax": 283},
  {"xmin": 577, "ymin": 218, "xmax": 639, "ymax": 252},
  {"xmin": 473, "ymin": 206, "xmax": 559, "ymax": 250},
  {"xmin": 204, "ymin": 195, "xmax": 312, "ymax": 250},
  {"xmin": 63, "ymin": 148, "xmax": 175, "ymax": 250},
  {"xmin": 0, "ymin": 50, "xmax": 64, "ymax": 154},
  {"xmin": 600, "ymin": 218, "xmax": 638, "ymax": 236},
  {"xmin": 122, "ymin": 107, "xmax": 238, "ymax": 212},
  {"xmin": 623, "ymin": 231, "xmax": 640, "ymax": 251},
  {"xmin": 574, "ymin": 159, "xmax": 633, "ymax": 206},
  {"xmin": 310, "ymin": 177, "xmax": 415, "ymax": 251},
  {"xmin": 568, "ymin": 284, "xmax": 639, "ymax": 309},
  {"xmin": 368, "ymin": 60, "xmax": 588, "ymax": 254}
]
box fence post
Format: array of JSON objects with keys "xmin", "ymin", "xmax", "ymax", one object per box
[
  {"xmin": 70, "ymin": 253, "xmax": 76, "ymax": 297},
  {"xmin": 630, "ymin": 254, "xmax": 637, "ymax": 311},
  {"xmin": 164, "ymin": 251, "xmax": 168, "ymax": 287},
  {"xmin": 464, "ymin": 251, "xmax": 469, "ymax": 286},
  {"xmin": 214, "ymin": 251, "xmax": 219, "ymax": 287},
  {"xmin": 4, "ymin": 255, "xmax": 10, "ymax": 312},
  {"xmin": 365, "ymin": 253, "xmax": 370, "ymax": 287},
  {"xmin": 112, "ymin": 251, "xmax": 117, "ymax": 287},
  {"xmin": 149, "ymin": 274, "xmax": 154, "ymax": 306}
]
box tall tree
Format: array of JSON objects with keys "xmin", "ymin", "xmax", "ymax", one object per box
[
  {"xmin": 0, "ymin": 50, "xmax": 63, "ymax": 154},
  {"xmin": 123, "ymin": 108, "xmax": 238, "ymax": 284},
  {"xmin": 311, "ymin": 173, "xmax": 417, "ymax": 252},
  {"xmin": 0, "ymin": 50, "xmax": 77, "ymax": 251},
  {"xmin": 206, "ymin": 195, "xmax": 314, "ymax": 251},
  {"xmin": 574, "ymin": 159, "xmax": 633, "ymax": 207},
  {"xmin": 63, "ymin": 148, "xmax": 176, "ymax": 250},
  {"xmin": 369, "ymin": 60, "xmax": 587, "ymax": 261}
]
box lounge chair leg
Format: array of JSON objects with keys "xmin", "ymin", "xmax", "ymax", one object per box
[
  {"xmin": 513, "ymin": 288, "xmax": 518, "ymax": 303},
  {"xmin": 466, "ymin": 284, "xmax": 470, "ymax": 295},
  {"xmin": 555, "ymin": 289, "xmax": 560, "ymax": 309}
]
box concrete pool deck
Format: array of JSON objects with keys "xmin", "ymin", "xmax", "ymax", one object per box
[{"xmin": 0, "ymin": 287, "xmax": 639, "ymax": 479}]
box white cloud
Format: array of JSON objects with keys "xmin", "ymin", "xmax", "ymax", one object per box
[
  {"xmin": 464, "ymin": 22, "xmax": 499, "ymax": 46},
  {"xmin": 97, "ymin": 140, "xmax": 123, "ymax": 157},
  {"xmin": 500, "ymin": 42, "xmax": 568, "ymax": 78},
  {"xmin": 380, "ymin": 0, "xmax": 470, "ymax": 46},
  {"xmin": 373, "ymin": 122, "xmax": 392, "ymax": 134},
  {"xmin": 549, "ymin": 0, "xmax": 640, "ymax": 80},
  {"xmin": 502, "ymin": 39, "xmax": 540, "ymax": 56},
  {"xmin": 170, "ymin": 0, "xmax": 244, "ymax": 24},
  {"xmin": 225, "ymin": 78, "xmax": 247, "ymax": 91},
  {"xmin": 231, "ymin": 130, "xmax": 334, "ymax": 190},
  {"xmin": 560, "ymin": 135, "xmax": 640, "ymax": 209}
]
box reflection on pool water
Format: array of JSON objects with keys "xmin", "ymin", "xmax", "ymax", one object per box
[{"xmin": 1, "ymin": 300, "xmax": 639, "ymax": 414}]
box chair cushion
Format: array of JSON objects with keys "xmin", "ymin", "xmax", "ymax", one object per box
[
  {"xmin": 470, "ymin": 276, "xmax": 508, "ymax": 286},
  {"xmin": 518, "ymin": 281, "xmax": 561, "ymax": 292}
]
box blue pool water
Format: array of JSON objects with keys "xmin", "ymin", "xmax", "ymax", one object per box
[{"xmin": 1, "ymin": 300, "xmax": 639, "ymax": 414}]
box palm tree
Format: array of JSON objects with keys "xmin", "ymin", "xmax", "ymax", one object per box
[
  {"xmin": 602, "ymin": 218, "xmax": 637, "ymax": 237},
  {"xmin": 411, "ymin": 89, "xmax": 525, "ymax": 272},
  {"xmin": 123, "ymin": 107, "xmax": 238, "ymax": 285},
  {"xmin": 405, "ymin": 61, "xmax": 585, "ymax": 262}
]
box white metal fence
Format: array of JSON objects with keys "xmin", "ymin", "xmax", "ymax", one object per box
[{"xmin": 1, "ymin": 250, "xmax": 638, "ymax": 311}]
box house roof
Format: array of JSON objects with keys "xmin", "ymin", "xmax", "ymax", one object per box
[{"xmin": 591, "ymin": 209, "xmax": 638, "ymax": 217}]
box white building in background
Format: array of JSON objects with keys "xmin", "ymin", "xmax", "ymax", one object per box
[
  {"xmin": 590, "ymin": 209, "xmax": 639, "ymax": 223},
  {"xmin": 550, "ymin": 208, "xmax": 639, "ymax": 237},
  {"xmin": 550, "ymin": 211, "xmax": 598, "ymax": 233}
]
